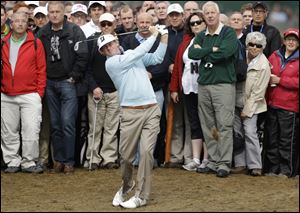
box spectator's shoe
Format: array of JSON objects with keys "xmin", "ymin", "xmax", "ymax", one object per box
[
  {"xmin": 264, "ymin": 172, "xmax": 278, "ymax": 177},
  {"xmin": 87, "ymin": 163, "xmax": 99, "ymax": 171},
  {"xmin": 199, "ymin": 159, "xmax": 209, "ymax": 169},
  {"xmin": 164, "ymin": 162, "xmax": 182, "ymax": 168},
  {"xmin": 277, "ymin": 173, "xmax": 288, "ymax": 178},
  {"xmin": 103, "ymin": 162, "xmax": 119, "ymax": 169},
  {"xmin": 250, "ymin": 169, "xmax": 262, "ymax": 176},
  {"xmin": 120, "ymin": 196, "xmax": 147, "ymax": 209},
  {"xmin": 182, "ymin": 161, "xmax": 199, "ymax": 171},
  {"xmin": 22, "ymin": 166, "xmax": 44, "ymax": 174},
  {"xmin": 231, "ymin": 166, "xmax": 247, "ymax": 174},
  {"xmin": 64, "ymin": 165, "xmax": 74, "ymax": 175},
  {"xmin": 196, "ymin": 166, "xmax": 215, "ymax": 174},
  {"xmin": 112, "ymin": 181, "xmax": 135, "ymax": 207},
  {"xmin": 51, "ymin": 162, "xmax": 64, "ymax": 173},
  {"xmin": 216, "ymin": 169, "xmax": 229, "ymax": 178},
  {"xmin": 4, "ymin": 166, "xmax": 20, "ymax": 173}
]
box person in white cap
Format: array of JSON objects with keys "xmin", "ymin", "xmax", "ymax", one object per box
[
  {"xmin": 83, "ymin": 12, "xmax": 120, "ymax": 170},
  {"xmin": 70, "ymin": 4, "xmax": 88, "ymax": 27},
  {"xmin": 24, "ymin": 1, "xmax": 39, "ymax": 19},
  {"xmin": 81, "ymin": 1, "xmax": 106, "ymax": 38},
  {"xmin": 33, "ymin": 6, "xmax": 48, "ymax": 34},
  {"xmin": 98, "ymin": 25, "xmax": 168, "ymax": 208},
  {"xmin": 164, "ymin": 3, "xmax": 193, "ymax": 169}
]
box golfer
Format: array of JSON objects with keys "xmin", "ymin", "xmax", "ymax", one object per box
[{"xmin": 97, "ymin": 25, "xmax": 168, "ymax": 208}]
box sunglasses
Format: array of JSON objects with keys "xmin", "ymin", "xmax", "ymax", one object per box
[
  {"xmin": 248, "ymin": 42, "xmax": 263, "ymax": 48},
  {"xmin": 190, "ymin": 20, "xmax": 203, "ymax": 27},
  {"xmin": 100, "ymin": 21, "xmax": 113, "ymax": 27}
]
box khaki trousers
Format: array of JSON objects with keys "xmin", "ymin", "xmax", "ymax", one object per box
[
  {"xmin": 86, "ymin": 92, "xmax": 120, "ymax": 165},
  {"xmin": 120, "ymin": 105, "xmax": 161, "ymax": 200}
]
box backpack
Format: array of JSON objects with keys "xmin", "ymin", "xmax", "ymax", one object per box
[{"xmin": 197, "ymin": 26, "xmax": 248, "ymax": 82}]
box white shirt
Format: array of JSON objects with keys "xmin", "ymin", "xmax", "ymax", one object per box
[
  {"xmin": 81, "ymin": 20, "xmax": 101, "ymax": 38},
  {"xmin": 182, "ymin": 38, "xmax": 201, "ymax": 95}
]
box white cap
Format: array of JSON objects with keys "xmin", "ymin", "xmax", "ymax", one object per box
[
  {"xmin": 71, "ymin": 4, "xmax": 88, "ymax": 15},
  {"xmin": 99, "ymin": 13, "xmax": 115, "ymax": 23},
  {"xmin": 33, "ymin": 6, "xmax": 48, "ymax": 17},
  {"xmin": 88, "ymin": 1, "xmax": 106, "ymax": 9},
  {"xmin": 167, "ymin": 3, "xmax": 184, "ymax": 15},
  {"xmin": 25, "ymin": 1, "xmax": 39, "ymax": 7},
  {"xmin": 97, "ymin": 34, "xmax": 117, "ymax": 50}
]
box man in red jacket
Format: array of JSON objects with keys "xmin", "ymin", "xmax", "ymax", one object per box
[{"xmin": 1, "ymin": 12, "xmax": 46, "ymax": 173}]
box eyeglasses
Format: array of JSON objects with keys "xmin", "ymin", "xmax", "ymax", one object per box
[
  {"xmin": 190, "ymin": 20, "xmax": 203, "ymax": 27},
  {"xmin": 100, "ymin": 21, "xmax": 113, "ymax": 27},
  {"xmin": 248, "ymin": 42, "xmax": 263, "ymax": 48}
]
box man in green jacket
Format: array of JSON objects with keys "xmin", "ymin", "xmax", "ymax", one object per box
[{"xmin": 188, "ymin": 1, "xmax": 238, "ymax": 178}]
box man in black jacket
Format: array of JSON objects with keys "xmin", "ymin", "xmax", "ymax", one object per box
[{"xmin": 36, "ymin": 1, "xmax": 88, "ymax": 174}]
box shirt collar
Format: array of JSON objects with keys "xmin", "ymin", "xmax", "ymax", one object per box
[
  {"xmin": 205, "ymin": 22, "xmax": 224, "ymax": 36},
  {"xmin": 135, "ymin": 33, "xmax": 147, "ymax": 43}
]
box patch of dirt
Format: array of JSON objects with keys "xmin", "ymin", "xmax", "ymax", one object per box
[{"xmin": 1, "ymin": 168, "xmax": 299, "ymax": 212}]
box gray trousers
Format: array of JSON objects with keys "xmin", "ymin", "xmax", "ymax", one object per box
[
  {"xmin": 198, "ymin": 84, "xmax": 235, "ymax": 172},
  {"xmin": 234, "ymin": 110, "xmax": 262, "ymax": 169},
  {"xmin": 120, "ymin": 105, "xmax": 161, "ymax": 200}
]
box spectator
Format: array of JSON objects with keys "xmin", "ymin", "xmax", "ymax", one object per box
[
  {"xmin": 240, "ymin": 3, "xmax": 253, "ymax": 28},
  {"xmin": 1, "ymin": 12, "xmax": 46, "ymax": 174},
  {"xmin": 36, "ymin": 1, "xmax": 88, "ymax": 174},
  {"xmin": 70, "ymin": 4, "xmax": 88, "ymax": 27},
  {"xmin": 146, "ymin": 7, "xmax": 158, "ymax": 25},
  {"xmin": 189, "ymin": 1, "xmax": 238, "ymax": 178},
  {"xmin": 170, "ymin": 12, "xmax": 209, "ymax": 171},
  {"xmin": 165, "ymin": 3, "xmax": 192, "ymax": 168},
  {"xmin": 81, "ymin": 1, "xmax": 106, "ymax": 39},
  {"xmin": 141, "ymin": 1, "xmax": 156, "ymax": 13},
  {"xmin": 155, "ymin": 1, "xmax": 170, "ymax": 26},
  {"xmin": 64, "ymin": 1, "xmax": 73, "ymax": 22},
  {"xmin": 236, "ymin": 32, "xmax": 271, "ymax": 176},
  {"xmin": 33, "ymin": 6, "xmax": 48, "ymax": 34},
  {"xmin": 105, "ymin": 1, "xmax": 113, "ymax": 12},
  {"xmin": 100, "ymin": 25, "xmax": 168, "ymax": 209},
  {"xmin": 243, "ymin": 1, "xmax": 282, "ymax": 149},
  {"xmin": 264, "ymin": 28, "xmax": 299, "ymax": 178},
  {"xmin": 115, "ymin": 5, "xmax": 137, "ymax": 45},
  {"xmin": 24, "ymin": 1, "xmax": 39, "ymax": 19},
  {"xmin": 183, "ymin": 1, "xmax": 200, "ymax": 20},
  {"xmin": 1, "ymin": 4, "xmax": 10, "ymax": 38},
  {"xmin": 220, "ymin": 13, "xmax": 229, "ymax": 26},
  {"xmin": 84, "ymin": 12, "xmax": 120, "ymax": 170}
]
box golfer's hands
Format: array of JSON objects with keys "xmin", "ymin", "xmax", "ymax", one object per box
[
  {"xmin": 148, "ymin": 26, "xmax": 159, "ymax": 37},
  {"xmin": 171, "ymin": 92, "xmax": 179, "ymax": 103},
  {"xmin": 156, "ymin": 24, "xmax": 168, "ymax": 35},
  {"xmin": 93, "ymin": 87, "xmax": 103, "ymax": 100}
]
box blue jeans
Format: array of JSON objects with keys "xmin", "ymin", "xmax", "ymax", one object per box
[{"xmin": 46, "ymin": 79, "xmax": 78, "ymax": 166}]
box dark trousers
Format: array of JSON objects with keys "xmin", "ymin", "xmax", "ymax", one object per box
[
  {"xmin": 46, "ymin": 79, "xmax": 78, "ymax": 166},
  {"xmin": 263, "ymin": 107, "xmax": 299, "ymax": 177}
]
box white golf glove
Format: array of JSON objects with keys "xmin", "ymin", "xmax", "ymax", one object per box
[{"xmin": 156, "ymin": 24, "xmax": 168, "ymax": 35}]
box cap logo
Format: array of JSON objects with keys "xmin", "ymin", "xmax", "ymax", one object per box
[{"xmin": 100, "ymin": 36, "xmax": 105, "ymax": 42}]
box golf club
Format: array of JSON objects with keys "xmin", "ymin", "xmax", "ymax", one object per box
[
  {"xmin": 89, "ymin": 96, "xmax": 101, "ymax": 171},
  {"xmin": 74, "ymin": 29, "xmax": 149, "ymax": 51}
]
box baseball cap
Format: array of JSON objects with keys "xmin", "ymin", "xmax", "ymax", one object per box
[
  {"xmin": 88, "ymin": 1, "xmax": 106, "ymax": 9},
  {"xmin": 71, "ymin": 4, "xmax": 88, "ymax": 15},
  {"xmin": 253, "ymin": 2, "xmax": 268, "ymax": 10},
  {"xmin": 33, "ymin": 6, "xmax": 47, "ymax": 17},
  {"xmin": 25, "ymin": 1, "xmax": 39, "ymax": 7},
  {"xmin": 97, "ymin": 34, "xmax": 117, "ymax": 50},
  {"xmin": 167, "ymin": 3, "xmax": 184, "ymax": 15},
  {"xmin": 283, "ymin": 28, "xmax": 299, "ymax": 39},
  {"xmin": 99, "ymin": 13, "xmax": 115, "ymax": 23}
]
